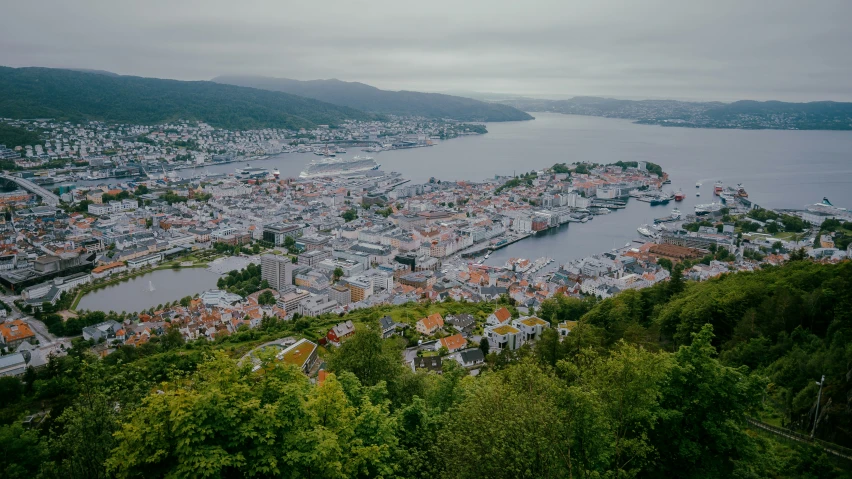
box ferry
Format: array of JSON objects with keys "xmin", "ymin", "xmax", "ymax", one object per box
[
  {"xmin": 714, "ymin": 181, "xmax": 724, "ymax": 195},
  {"xmin": 654, "ymin": 208, "xmax": 682, "ymax": 223},
  {"xmin": 674, "ymin": 189, "xmax": 686, "ymax": 201},
  {"xmin": 695, "ymin": 202, "xmax": 724, "ymax": 216},
  {"xmin": 235, "ymin": 166, "xmax": 270, "ymax": 179},
  {"xmin": 637, "ymin": 224, "xmax": 658, "ymax": 238}
]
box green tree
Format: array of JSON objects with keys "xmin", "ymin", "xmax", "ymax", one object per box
[
  {"xmin": 107, "ymin": 353, "xmax": 397, "ymax": 478},
  {"xmin": 0, "ymin": 422, "xmax": 48, "ymax": 479},
  {"xmin": 648, "ymin": 325, "xmax": 765, "ymax": 477},
  {"xmin": 341, "ymin": 208, "xmax": 358, "ymax": 222},
  {"xmin": 657, "ymin": 257, "xmax": 673, "ymax": 272},
  {"xmin": 333, "ymin": 267, "xmax": 344, "ymax": 282},
  {"xmin": 668, "ymin": 263, "xmax": 685, "ymax": 297},
  {"xmin": 257, "ymin": 290, "xmax": 276, "ymax": 306},
  {"xmin": 478, "ymin": 336, "xmax": 490, "ymax": 356}
]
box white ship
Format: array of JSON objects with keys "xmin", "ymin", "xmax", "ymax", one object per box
[
  {"xmin": 299, "ymin": 155, "xmax": 380, "ymax": 179},
  {"xmin": 637, "ymin": 224, "xmax": 658, "ymax": 238},
  {"xmin": 694, "ymin": 202, "xmax": 724, "ymax": 216}
]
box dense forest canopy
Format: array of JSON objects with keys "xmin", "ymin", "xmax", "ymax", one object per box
[
  {"xmin": 0, "ymin": 67, "xmax": 374, "ymax": 130},
  {"xmin": 1, "ymin": 260, "xmax": 851, "ymax": 478},
  {"xmin": 0, "ymin": 123, "xmax": 40, "ymax": 150}
]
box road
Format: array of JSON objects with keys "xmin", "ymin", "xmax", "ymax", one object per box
[
  {"xmin": 0, "ymin": 291, "xmax": 63, "ymax": 346},
  {"xmin": 0, "ymin": 174, "xmax": 61, "ymax": 206}
]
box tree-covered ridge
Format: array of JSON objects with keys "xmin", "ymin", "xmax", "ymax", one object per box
[
  {"xmin": 212, "ymin": 75, "xmax": 534, "ymax": 122},
  {"xmin": 501, "ymin": 96, "xmax": 852, "ymax": 130},
  {"xmin": 0, "ymin": 67, "xmax": 374, "ymax": 130},
  {"xmin": 0, "ymin": 123, "xmax": 40, "ymax": 150},
  {"xmin": 1, "ymin": 261, "xmax": 852, "ymax": 478}
]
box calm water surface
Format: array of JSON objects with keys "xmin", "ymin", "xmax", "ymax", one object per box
[
  {"xmin": 187, "ymin": 113, "xmax": 852, "ymax": 265},
  {"xmin": 82, "ymin": 113, "xmax": 852, "ymax": 275},
  {"xmin": 77, "ymin": 268, "xmax": 220, "ymax": 313}
]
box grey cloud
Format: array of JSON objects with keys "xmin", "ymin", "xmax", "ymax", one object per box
[{"xmin": 1, "ymin": 0, "xmax": 851, "ymax": 101}]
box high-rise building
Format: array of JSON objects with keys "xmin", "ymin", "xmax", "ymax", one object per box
[{"xmin": 261, "ymin": 254, "xmax": 294, "ymax": 291}]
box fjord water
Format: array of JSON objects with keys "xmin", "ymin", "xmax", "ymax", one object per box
[{"xmin": 219, "ymin": 112, "xmax": 852, "ymax": 264}]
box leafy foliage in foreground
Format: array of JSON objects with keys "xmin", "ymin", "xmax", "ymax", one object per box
[{"xmin": 1, "ymin": 261, "xmax": 852, "ymax": 478}]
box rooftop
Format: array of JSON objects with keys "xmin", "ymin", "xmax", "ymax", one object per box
[
  {"xmin": 519, "ymin": 316, "xmax": 548, "ymax": 327},
  {"xmin": 492, "ymin": 325, "xmax": 520, "ymax": 335},
  {"xmin": 277, "ymin": 339, "xmax": 317, "ymax": 369}
]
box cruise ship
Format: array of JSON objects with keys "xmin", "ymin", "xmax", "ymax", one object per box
[{"xmin": 299, "ymin": 155, "xmax": 380, "ymax": 179}]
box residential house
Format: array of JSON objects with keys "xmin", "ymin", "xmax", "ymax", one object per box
[
  {"xmin": 326, "ymin": 320, "xmax": 355, "ymax": 346},
  {"xmin": 437, "ymin": 333, "xmax": 467, "ymax": 353},
  {"xmin": 512, "ymin": 316, "xmax": 549, "ymax": 343},
  {"xmin": 416, "ymin": 313, "xmax": 445, "ymax": 335},
  {"xmin": 379, "ymin": 316, "xmax": 400, "ymax": 338},
  {"xmin": 82, "ymin": 320, "xmax": 122, "ymax": 343},
  {"xmin": 410, "ymin": 356, "xmax": 442, "ymax": 373},
  {"xmin": 485, "ymin": 324, "xmax": 522, "ymax": 350},
  {"xmin": 445, "ymin": 313, "xmax": 476, "ymax": 336},
  {"xmin": 558, "ymin": 321, "xmax": 578, "ymax": 338},
  {"xmin": 486, "ymin": 307, "xmax": 512, "ymax": 326},
  {"xmin": 457, "ymin": 348, "xmax": 485, "ymax": 368}
]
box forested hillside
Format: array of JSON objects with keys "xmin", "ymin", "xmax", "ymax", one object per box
[
  {"xmin": 1, "ymin": 260, "xmax": 850, "ymax": 478},
  {"xmin": 0, "ymin": 123, "xmax": 40, "ymax": 150},
  {"xmin": 500, "ymin": 96, "xmax": 852, "ymax": 130},
  {"xmin": 0, "ymin": 67, "xmax": 373, "ymax": 130},
  {"xmin": 213, "ymin": 75, "xmax": 534, "ymax": 122}
]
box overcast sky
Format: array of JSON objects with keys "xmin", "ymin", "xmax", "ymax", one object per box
[{"xmin": 2, "ymin": 0, "xmax": 851, "ymax": 102}]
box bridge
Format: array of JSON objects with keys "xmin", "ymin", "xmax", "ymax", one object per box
[
  {"xmin": 747, "ymin": 417, "xmax": 852, "ymax": 462},
  {"xmin": 0, "ymin": 174, "xmax": 60, "ymax": 206}
]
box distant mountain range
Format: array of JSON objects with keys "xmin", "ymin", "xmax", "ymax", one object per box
[
  {"xmin": 0, "ymin": 67, "xmax": 373, "ymax": 130},
  {"xmin": 498, "ymin": 97, "xmax": 852, "ymax": 130},
  {"xmin": 212, "ymin": 75, "xmax": 533, "ymax": 122}
]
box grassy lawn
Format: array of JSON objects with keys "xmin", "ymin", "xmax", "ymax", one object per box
[{"xmin": 771, "ymin": 232, "xmax": 798, "ymax": 241}]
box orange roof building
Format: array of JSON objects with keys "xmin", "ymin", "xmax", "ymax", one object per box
[
  {"xmin": 438, "ymin": 334, "xmax": 467, "ymax": 353},
  {"xmin": 487, "ymin": 307, "xmax": 512, "ymax": 326},
  {"xmin": 416, "ymin": 313, "xmax": 445, "ymax": 335},
  {"xmin": 0, "ymin": 320, "xmax": 35, "ymax": 350}
]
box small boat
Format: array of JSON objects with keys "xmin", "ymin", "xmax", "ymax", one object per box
[
  {"xmin": 484, "ymin": 252, "xmax": 490, "ymax": 259},
  {"xmin": 714, "ymin": 181, "xmax": 724, "ymax": 195},
  {"xmin": 674, "ymin": 189, "xmax": 686, "ymax": 201},
  {"xmin": 696, "ymin": 191, "xmax": 701, "ymax": 197},
  {"xmin": 696, "ymin": 181, "xmax": 702, "ymax": 188},
  {"xmin": 737, "ymin": 183, "xmax": 748, "ymax": 198},
  {"xmin": 273, "ymin": 168, "xmax": 280, "ymax": 179}
]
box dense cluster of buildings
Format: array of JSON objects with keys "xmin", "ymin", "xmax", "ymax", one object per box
[{"xmin": 1, "ymin": 123, "xmax": 848, "ymax": 380}]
